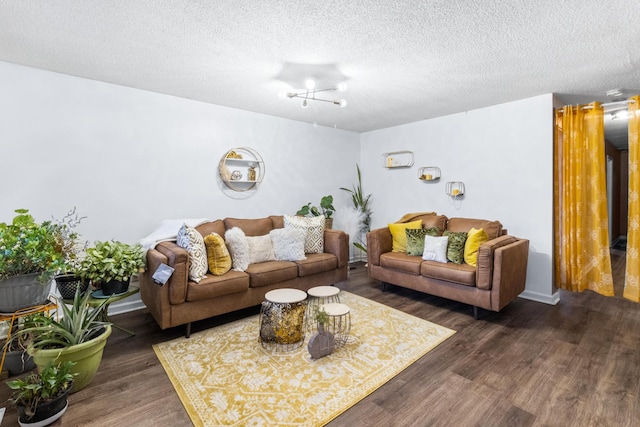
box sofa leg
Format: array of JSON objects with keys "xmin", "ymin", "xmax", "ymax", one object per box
[
  {"xmin": 382, "ymin": 282, "xmax": 387, "ymax": 292},
  {"xmin": 185, "ymin": 322, "xmax": 192, "ymax": 338},
  {"xmin": 473, "ymin": 306, "xmax": 479, "ymax": 320}
]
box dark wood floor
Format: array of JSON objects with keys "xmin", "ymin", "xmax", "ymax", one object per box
[{"xmin": 2, "ymin": 251, "xmax": 638, "ymax": 426}]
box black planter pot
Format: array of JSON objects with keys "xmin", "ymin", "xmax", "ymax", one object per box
[
  {"xmin": 100, "ymin": 279, "xmax": 129, "ymax": 296},
  {"xmin": 17, "ymin": 388, "xmax": 70, "ymax": 426},
  {"xmin": 55, "ymin": 274, "xmax": 89, "ymax": 299},
  {"xmin": 4, "ymin": 348, "xmax": 36, "ymax": 376}
]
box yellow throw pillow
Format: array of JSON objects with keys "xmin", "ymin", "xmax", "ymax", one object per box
[
  {"xmin": 464, "ymin": 227, "xmax": 489, "ymax": 266},
  {"xmin": 204, "ymin": 232, "xmax": 232, "ymax": 276},
  {"xmin": 388, "ymin": 220, "xmax": 423, "ymax": 253}
]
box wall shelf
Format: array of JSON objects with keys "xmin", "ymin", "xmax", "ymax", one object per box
[
  {"xmin": 382, "ymin": 151, "xmax": 414, "ymax": 168},
  {"xmin": 219, "ymin": 147, "xmax": 264, "ymax": 192},
  {"xmin": 418, "ymin": 167, "xmax": 441, "ymax": 181}
]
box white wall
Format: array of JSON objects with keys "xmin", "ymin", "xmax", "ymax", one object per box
[
  {"xmin": 0, "ymin": 61, "xmax": 557, "ymax": 310},
  {"xmin": 360, "ymin": 94, "xmax": 557, "ymax": 304},
  {"xmin": 0, "ymin": 61, "xmax": 360, "ymax": 244}
]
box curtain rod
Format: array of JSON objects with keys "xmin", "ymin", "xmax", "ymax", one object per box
[{"xmin": 557, "ymin": 98, "xmax": 637, "ymax": 113}]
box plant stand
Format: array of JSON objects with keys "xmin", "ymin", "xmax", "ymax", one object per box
[{"xmin": 0, "ymin": 301, "xmax": 58, "ymax": 379}]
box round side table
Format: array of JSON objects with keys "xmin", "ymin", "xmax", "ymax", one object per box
[
  {"xmin": 259, "ymin": 288, "xmax": 307, "ymax": 352},
  {"xmin": 306, "ymin": 286, "xmax": 341, "ymax": 332},
  {"xmin": 321, "ymin": 302, "xmax": 351, "ymax": 348}
]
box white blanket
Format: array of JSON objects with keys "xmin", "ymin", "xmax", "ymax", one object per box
[{"xmin": 139, "ymin": 218, "xmax": 209, "ymax": 251}]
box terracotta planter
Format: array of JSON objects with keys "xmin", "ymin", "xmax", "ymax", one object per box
[
  {"xmin": 29, "ymin": 325, "xmax": 112, "ymax": 393},
  {"xmin": 0, "ymin": 273, "xmax": 52, "ymax": 313}
]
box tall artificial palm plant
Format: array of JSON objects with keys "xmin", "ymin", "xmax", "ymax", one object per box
[{"xmin": 340, "ymin": 164, "xmax": 372, "ymax": 252}]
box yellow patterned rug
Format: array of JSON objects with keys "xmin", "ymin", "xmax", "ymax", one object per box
[{"xmin": 153, "ymin": 291, "xmax": 456, "ymax": 427}]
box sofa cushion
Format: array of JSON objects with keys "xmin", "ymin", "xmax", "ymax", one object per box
[
  {"xmin": 295, "ymin": 253, "xmax": 337, "ymax": 276},
  {"xmin": 464, "ymin": 227, "xmax": 489, "ymax": 266},
  {"xmin": 196, "ymin": 220, "xmax": 226, "ymax": 238},
  {"xmin": 246, "ymin": 260, "xmax": 299, "ymax": 288},
  {"xmin": 203, "ymin": 232, "xmax": 232, "ymax": 276},
  {"xmin": 269, "ymin": 228, "xmax": 306, "ymax": 261},
  {"xmin": 396, "ymin": 213, "xmax": 447, "ymax": 233},
  {"xmin": 421, "ymin": 261, "xmax": 476, "ymax": 286},
  {"xmin": 176, "ymin": 223, "xmax": 208, "ymax": 283},
  {"xmin": 406, "ymin": 227, "xmax": 440, "ymax": 256},
  {"xmin": 389, "ymin": 220, "xmax": 422, "ymax": 253},
  {"xmin": 443, "ymin": 231, "xmax": 468, "ymax": 264},
  {"xmin": 224, "ymin": 217, "xmax": 274, "ymax": 236},
  {"xmin": 380, "ymin": 252, "xmax": 422, "ymax": 275},
  {"xmin": 225, "ymin": 227, "xmax": 250, "ymax": 272},
  {"xmin": 247, "ymin": 234, "xmax": 276, "ymax": 264},
  {"xmin": 284, "ymin": 215, "xmax": 325, "ymax": 254},
  {"xmin": 186, "ymin": 270, "xmax": 250, "ymax": 301},
  {"xmin": 422, "ymin": 235, "xmax": 449, "ymax": 263},
  {"xmin": 447, "ymin": 218, "xmax": 503, "ymax": 239}
]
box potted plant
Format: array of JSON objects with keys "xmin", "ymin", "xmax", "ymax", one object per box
[
  {"xmin": 7, "ymin": 360, "xmax": 76, "ymax": 426},
  {"xmin": 307, "ymin": 307, "xmax": 335, "ymax": 359},
  {"xmin": 340, "ymin": 164, "xmax": 372, "ymax": 253},
  {"xmin": 1, "ymin": 315, "xmax": 39, "ymax": 376},
  {"xmin": 78, "ymin": 240, "xmax": 145, "ymax": 296},
  {"xmin": 296, "ymin": 195, "xmax": 336, "ymax": 229},
  {"xmin": 53, "ymin": 208, "xmax": 90, "ymax": 299},
  {"xmin": 0, "ymin": 209, "xmax": 73, "ymax": 313},
  {"xmin": 10, "ymin": 288, "xmax": 112, "ymax": 393}
]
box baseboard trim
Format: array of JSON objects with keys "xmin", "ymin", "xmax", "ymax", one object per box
[{"xmin": 519, "ymin": 290, "xmax": 560, "ymax": 305}]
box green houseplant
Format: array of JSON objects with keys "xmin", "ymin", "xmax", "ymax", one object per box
[
  {"xmin": 10, "ymin": 288, "xmax": 112, "ymax": 393},
  {"xmin": 7, "ymin": 360, "xmax": 76, "ymax": 425},
  {"xmin": 79, "ymin": 240, "xmax": 145, "ymax": 295},
  {"xmin": 296, "ymin": 195, "xmax": 336, "ymax": 228},
  {"xmin": 0, "ymin": 209, "xmax": 79, "ymax": 312},
  {"xmin": 340, "ymin": 164, "xmax": 372, "ymax": 253}
]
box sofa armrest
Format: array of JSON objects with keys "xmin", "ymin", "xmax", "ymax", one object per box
[
  {"xmin": 490, "ymin": 238, "xmax": 529, "ymax": 310},
  {"xmin": 367, "ymin": 227, "xmax": 393, "ymax": 266},
  {"xmin": 476, "ymin": 235, "xmax": 517, "ymax": 289},
  {"xmin": 324, "ymin": 229, "xmax": 349, "ymax": 269},
  {"xmin": 151, "ymin": 241, "xmax": 190, "ymax": 305}
]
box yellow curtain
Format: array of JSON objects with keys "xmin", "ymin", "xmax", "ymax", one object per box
[
  {"xmin": 624, "ymin": 96, "xmax": 640, "ymax": 301},
  {"xmin": 554, "ymin": 102, "xmax": 614, "ymax": 295}
]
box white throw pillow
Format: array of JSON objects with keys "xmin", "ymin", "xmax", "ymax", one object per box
[
  {"xmin": 224, "ymin": 227, "xmax": 250, "ymax": 271},
  {"xmin": 269, "ymin": 228, "xmax": 307, "ymax": 261},
  {"xmin": 247, "ymin": 234, "xmax": 276, "ymax": 264},
  {"xmin": 422, "ymin": 235, "xmax": 449, "ymax": 263},
  {"xmin": 283, "ymin": 215, "xmax": 325, "ymax": 254},
  {"xmin": 176, "ymin": 223, "xmax": 208, "ymax": 283}
]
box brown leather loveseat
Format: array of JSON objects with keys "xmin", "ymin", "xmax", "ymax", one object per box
[
  {"xmin": 140, "ymin": 215, "xmax": 349, "ymax": 336},
  {"xmin": 367, "ymin": 213, "xmax": 529, "ymax": 318}
]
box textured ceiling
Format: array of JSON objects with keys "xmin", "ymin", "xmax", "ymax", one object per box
[{"xmin": 1, "ymin": 1, "xmax": 639, "ymax": 147}]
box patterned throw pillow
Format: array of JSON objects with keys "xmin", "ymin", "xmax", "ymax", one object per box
[
  {"xmin": 283, "ymin": 215, "xmax": 325, "ymax": 254},
  {"xmin": 176, "ymin": 224, "xmax": 208, "ymax": 283},
  {"xmin": 388, "ymin": 220, "xmax": 423, "ymax": 253},
  {"xmin": 443, "ymin": 230, "xmax": 468, "ymax": 264},
  {"xmin": 224, "ymin": 227, "xmax": 250, "ymax": 271},
  {"xmin": 464, "ymin": 227, "xmax": 489, "ymax": 266},
  {"xmin": 247, "ymin": 234, "xmax": 276, "ymax": 264},
  {"xmin": 270, "ymin": 228, "xmax": 306, "ymax": 261},
  {"xmin": 422, "ymin": 235, "xmax": 449, "ymax": 263},
  {"xmin": 405, "ymin": 227, "xmax": 440, "ymax": 256},
  {"xmin": 203, "ymin": 232, "xmax": 232, "ymax": 276}
]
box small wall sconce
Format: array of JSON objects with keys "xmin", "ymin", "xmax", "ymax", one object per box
[
  {"xmin": 446, "ymin": 181, "xmax": 465, "ymax": 197},
  {"xmin": 418, "ymin": 167, "xmax": 441, "ymax": 181}
]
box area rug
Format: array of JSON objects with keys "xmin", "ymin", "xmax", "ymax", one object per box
[{"xmin": 153, "ymin": 291, "xmax": 456, "ymax": 427}]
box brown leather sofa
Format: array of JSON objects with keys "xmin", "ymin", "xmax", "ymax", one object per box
[
  {"xmin": 367, "ymin": 213, "xmax": 529, "ymax": 318},
  {"xmin": 140, "ymin": 215, "xmax": 349, "ymax": 336}
]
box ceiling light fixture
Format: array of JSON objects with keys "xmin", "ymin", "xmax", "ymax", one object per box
[{"xmin": 284, "ymin": 79, "xmax": 348, "ymax": 108}]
